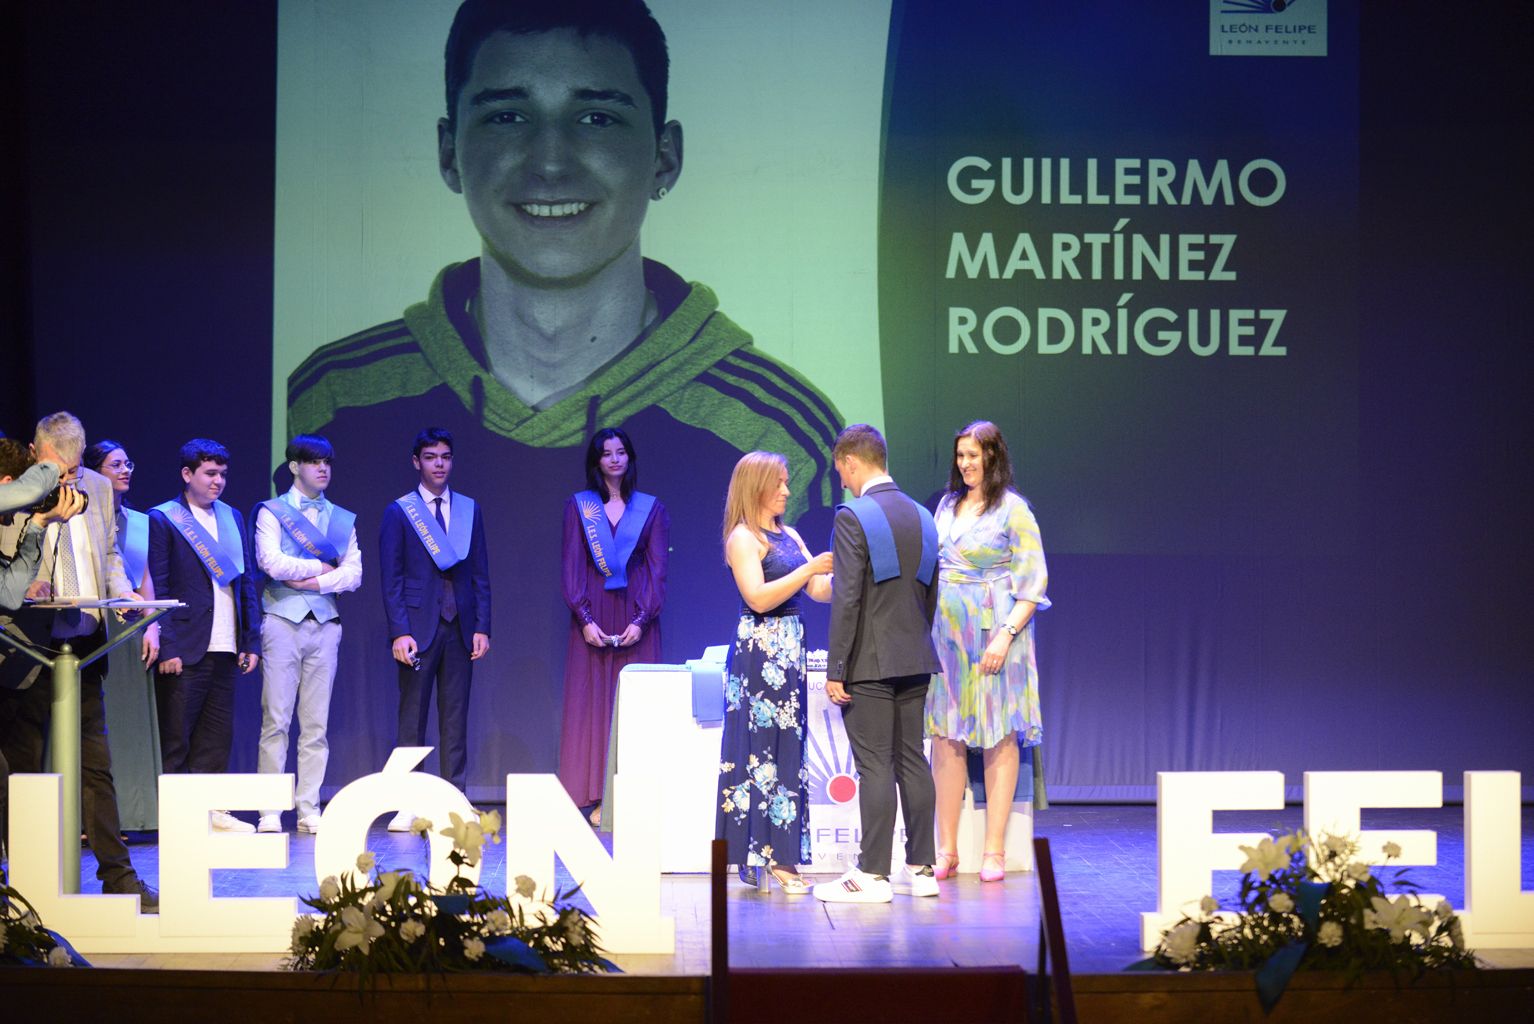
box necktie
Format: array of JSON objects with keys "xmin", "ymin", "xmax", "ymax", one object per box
[
  {"xmin": 55, "ymin": 520, "xmax": 93, "ymax": 638},
  {"xmin": 433, "ymin": 497, "xmax": 457, "ymax": 622},
  {"xmin": 57, "ymin": 520, "xmax": 81, "ymax": 597},
  {"xmin": 300, "ymin": 496, "xmax": 326, "ymax": 512}
]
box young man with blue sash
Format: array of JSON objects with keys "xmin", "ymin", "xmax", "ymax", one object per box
[
  {"xmin": 252, "ymin": 435, "xmax": 362, "ymax": 834},
  {"xmin": 815, "ymin": 424, "xmax": 942, "ymax": 904},
  {"xmin": 378, "ymin": 427, "xmax": 490, "ymax": 824},
  {"xmin": 148, "ymin": 439, "xmax": 262, "ymax": 834}
]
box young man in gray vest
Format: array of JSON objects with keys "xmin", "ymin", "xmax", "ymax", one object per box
[
  {"xmin": 253, "ymin": 435, "xmax": 362, "ymax": 834},
  {"xmin": 815, "ymin": 424, "xmax": 942, "ymax": 903}
]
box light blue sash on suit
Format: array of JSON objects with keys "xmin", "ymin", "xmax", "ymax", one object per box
[
  {"xmin": 153, "ymin": 499, "xmax": 245, "ymax": 584},
  {"xmin": 839, "ymin": 494, "xmax": 938, "ymax": 584},
  {"xmin": 394, "ymin": 490, "xmax": 474, "ymax": 572}
]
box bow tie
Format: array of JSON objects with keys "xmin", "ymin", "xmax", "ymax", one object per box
[{"xmin": 299, "ymin": 497, "xmax": 326, "ymax": 511}]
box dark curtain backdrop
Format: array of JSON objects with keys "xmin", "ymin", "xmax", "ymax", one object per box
[{"xmin": 8, "ymin": 3, "xmax": 1531, "ymax": 802}]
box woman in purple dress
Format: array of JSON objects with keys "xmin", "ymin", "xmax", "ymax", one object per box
[{"xmin": 558, "ymin": 427, "xmax": 669, "ymax": 826}]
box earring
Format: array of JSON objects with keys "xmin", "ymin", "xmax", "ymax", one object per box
[{"xmin": 653, "ymin": 186, "xmax": 668, "ymax": 201}]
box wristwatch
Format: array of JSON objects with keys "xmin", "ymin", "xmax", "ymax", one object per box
[{"xmin": 1003, "ymin": 623, "xmax": 1020, "ymax": 638}]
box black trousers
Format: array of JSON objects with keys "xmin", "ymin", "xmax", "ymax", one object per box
[
  {"xmin": 158, "ymin": 651, "xmax": 237, "ymax": 775},
  {"xmin": 839, "ymin": 673, "xmax": 937, "ymax": 875},
  {"xmin": 0, "ymin": 627, "xmax": 137, "ymax": 889},
  {"xmin": 397, "ymin": 618, "xmax": 472, "ymax": 793}
]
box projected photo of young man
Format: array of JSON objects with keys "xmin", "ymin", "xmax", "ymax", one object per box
[{"xmin": 287, "ymin": 0, "xmax": 841, "ymax": 724}]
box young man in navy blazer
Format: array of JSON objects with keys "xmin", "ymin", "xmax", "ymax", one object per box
[
  {"xmin": 148, "ymin": 439, "xmax": 262, "ymax": 833},
  {"xmin": 815, "ymin": 424, "xmax": 942, "ymax": 903},
  {"xmin": 378, "ymin": 427, "xmax": 490, "ymax": 823}
]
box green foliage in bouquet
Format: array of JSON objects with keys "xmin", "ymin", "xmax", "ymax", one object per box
[
  {"xmin": 285, "ymin": 809, "xmax": 619, "ymax": 980},
  {"xmin": 1139, "ymin": 830, "xmax": 1477, "ymax": 1011}
]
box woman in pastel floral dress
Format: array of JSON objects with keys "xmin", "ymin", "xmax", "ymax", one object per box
[
  {"xmin": 926, "ymin": 421, "xmax": 1050, "ymax": 883},
  {"xmin": 715, "ymin": 452, "xmax": 833, "ymax": 893}
]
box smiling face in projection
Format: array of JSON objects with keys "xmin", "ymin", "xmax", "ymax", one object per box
[{"xmin": 438, "ymin": 28, "xmax": 682, "ymax": 287}]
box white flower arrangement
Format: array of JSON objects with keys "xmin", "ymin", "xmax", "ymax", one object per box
[
  {"xmin": 1141, "ymin": 830, "xmax": 1478, "ymax": 1011},
  {"xmin": 285, "ymin": 808, "xmax": 617, "ymax": 979}
]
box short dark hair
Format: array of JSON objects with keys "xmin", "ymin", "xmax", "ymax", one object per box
[
  {"xmin": 832, "ymin": 423, "xmax": 887, "ymax": 471},
  {"xmin": 443, "ymin": 0, "xmax": 670, "ymax": 136},
  {"xmin": 413, "ymin": 427, "xmax": 455, "ymax": 458},
  {"xmin": 84, "ymin": 439, "xmax": 128, "ymax": 473},
  {"xmin": 178, "ymin": 439, "xmax": 230, "ymax": 475},
  {"xmin": 945, "ymin": 420, "xmax": 1017, "ymax": 514},
  {"xmin": 584, "ymin": 426, "xmax": 638, "ymax": 500},
  {"xmin": 0, "ymin": 437, "xmax": 31, "ymax": 481},
  {"xmin": 286, "ymin": 434, "xmax": 335, "ymax": 464}
]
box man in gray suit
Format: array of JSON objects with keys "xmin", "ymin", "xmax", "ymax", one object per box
[
  {"xmin": 815, "ymin": 424, "xmax": 941, "ymax": 903},
  {"xmin": 0, "ymin": 412, "xmax": 159, "ymax": 911}
]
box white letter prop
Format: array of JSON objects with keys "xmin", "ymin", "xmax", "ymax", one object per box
[
  {"xmin": 315, "ymin": 747, "xmax": 480, "ymax": 889},
  {"xmin": 9, "ymin": 774, "xmax": 143, "ymax": 943},
  {"xmin": 1302, "ymin": 770, "xmax": 1441, "ymax": 866},
  {"xmin": 1140, "ymin": 771, "xmax": 1284, "ymax": 950},
  {"xmin": 504, "ymin": 772, "xmax": 673, "ymax": 953},
  {"xmin": 1463, "ymin": 771, "xmax": 1534, "ymax": 947},
  {"xmin": 159, "ymin": 773, "xmax": 299, "ymax": 941},
  {"xmin": 9, "ymin": 772, "xmax": 299, "ymax": 952}
]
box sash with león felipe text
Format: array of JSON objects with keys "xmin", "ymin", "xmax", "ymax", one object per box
[
  {"xmin": 260, "ymin": 496, "xmax": 356, "ymax": 565},
  {"xmin": 838, "ymin": 494, "xmax": 938, "ymax": 585},
  {"xmin": 394, "ymin": 490, "xmax": 474, "ymax": 572},
  {"xmin": 153, "ymin": 499, "xmax": 245, "ymax": 585},
  {"xmin": 575, "ymin": 490, "xmax": 655, "ymax": 591}
]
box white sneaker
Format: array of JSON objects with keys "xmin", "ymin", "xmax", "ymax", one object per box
[
  {"xmin": 211, "ymin": 810, "xmax": 255, "ymax": 833},
  {"xmin": 387, "ymin": 810, "xmax": 415, "ymax": 832},
  {"xmin": 296, "ymin": 814, "xmax": 322, "ymax": 834},
  {"xmin": 813, "ymin": 868, "xmax": 893, "ymax": 904},
  {"xmin": 892, "ymin": 864, "xmax": 940, "ymax": 898},
  {"xmin": 256, "ymin": 814, "xmax": 283, "ymax": 833}
]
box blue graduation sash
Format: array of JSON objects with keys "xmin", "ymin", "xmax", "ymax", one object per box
[
  {"xmin": 154, "ymin": 499, "xmax": 245, "ymax": 585},
  {"xmin": 839, "ymin": 494, "xmax": 938, "ymax": 585},
  {"xmin": 395, "ymin": 491, "xmax": 474, "ymax": 572},
  {"xmin": 119, "ymin": 507, "xmax": 149, "ymax": 588},
  {"xmin": 260, "ymin": 496, "xmax": 355, "ymax": 564},
  {"xmin": 575, "ymin": 490, "xmax": 655, "ymax": 591}
]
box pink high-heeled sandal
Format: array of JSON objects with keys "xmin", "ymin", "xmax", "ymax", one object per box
[
  {"xmin": 934, "ymin": 850, "xmax": 961, "ymax": 881},
  {"xmin": 979, "ymin": 851, "xmax": 1006, "ymax": 883}
]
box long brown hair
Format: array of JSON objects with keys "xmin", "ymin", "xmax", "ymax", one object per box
[
  {"xmin": 944, "ymin": 420, "xmax": 1016, "ymax": 514},
  {"xmin": 721, "ymin": 451, "xmax": 788, "ymax": 552}
]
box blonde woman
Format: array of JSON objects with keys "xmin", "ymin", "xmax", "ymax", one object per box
[{"xmin": 715, "ymin": 452, "xmax": 833, "ymax": 893}]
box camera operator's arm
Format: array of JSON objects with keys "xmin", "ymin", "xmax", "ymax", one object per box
[
  {"xmin": 0, "ymin": 461, "xmax": 60, "ymax": 516},
  {"xmin": 0, "ymin": 487, "xmax": 83, "ymax": 610}
]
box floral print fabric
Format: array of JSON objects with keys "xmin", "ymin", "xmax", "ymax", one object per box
[
  {"xmin": 716, "ymin": 529, "xmax": 811, "ymax": 874},
  {"xmin": 925, "ymin": 490, "xmax": 1050, "ymax": 749}
]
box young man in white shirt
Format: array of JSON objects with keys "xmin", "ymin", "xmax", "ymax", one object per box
[{"xmin": 252, "ymin": 435, "xmax": 361, "ymax": 834}]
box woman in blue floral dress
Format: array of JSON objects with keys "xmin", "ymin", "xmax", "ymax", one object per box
[
  {"xmin": 716, "ymin": 452, "xmax": 834, "ymax": 892},
  {"xmin": 926, "ymin": 421, "xmax": 1050, "ymax": 883}
]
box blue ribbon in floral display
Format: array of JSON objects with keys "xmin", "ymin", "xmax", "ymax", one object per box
[
  {"xmin": 118, "ymin": 507, "xmax": 149, "ymax": 588},
  {"xmin": 574, "ymin": 490, "xmax": 655, "ymax": 591},
  {"xmin": 394, "ymin": 491, "xmax": 474, "ymax": 572},
  {"xmin": 838, "ymin": 494, "xmax": 938, "ymax": 584},
  {"xmin": 153, "ymin": 499, "xmax": 245, "ymax": 585},
  {"xmin": 260, "ymin": 496, "xmax": 355, "ymax": 564}
]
